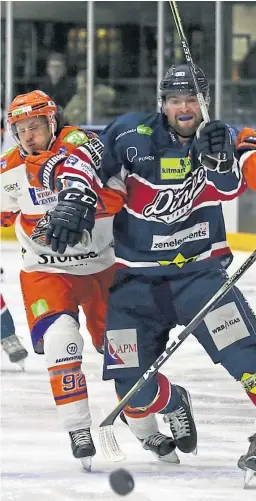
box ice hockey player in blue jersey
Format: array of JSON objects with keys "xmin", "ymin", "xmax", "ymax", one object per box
[
  {"xmin": 96, "ymin": 63, "xmax": 256, "ymax": 472},
  {"xmin": 32, "ymin": 64, "xmax": 256, "ymax": 475}
]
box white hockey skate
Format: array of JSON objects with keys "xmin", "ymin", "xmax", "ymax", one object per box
[
  {"xmin": 69, "ymin": 428, "xmax": 96, "ymax": 472},
  {"xmin": 1, "ymin": 334, "xmax": 28, "ymax": 370},
  {"xmin": 141, "ymin": 432, "xmax": 180, "ymax": 464},
  {"xmin": 238, "ymin": 433, "xmax": 256, "ymax": 488}
]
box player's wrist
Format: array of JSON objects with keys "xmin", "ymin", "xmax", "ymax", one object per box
[{"xmin": 38, "ymin": 153, "xmax": 67, "ymax": 191}]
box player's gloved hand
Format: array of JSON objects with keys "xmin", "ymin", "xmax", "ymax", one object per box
[
  {"xmin": 45, "ymin": 186, "xmax": 97, "ymax": 254},
  {"xmin": 25, "ymin": 151, "xmax": 67, "ymax": 190},
  {"xmin": 195, "ymin": 120, "xmax": 235, "ymax": 173},
  {"xmin": 235, "ymin": 128, "xmax": 256, "ymax": 190}
]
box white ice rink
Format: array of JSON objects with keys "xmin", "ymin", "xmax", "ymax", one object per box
[{"xmin": 1, "ymin": 242, "xmax": 256, "ymax": 501}]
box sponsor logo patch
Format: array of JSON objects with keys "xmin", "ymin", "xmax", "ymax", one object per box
[
  {"xmin": 37, "ymin": 252, "xmax": 99, "ymax": 265},
  {"xmin": 4, "ymin": 182, "xmax": 19, "ymax": 192},
  {"xmin": 31, "ymin": 298, "xmax": 49, "ymax": 317},
  {"xmin": 157, "ymin": 252, "xmax": 198, "ymax": 268},
  {"xmin": 0, "ymin": 159, "xmax": 7, "ymax": 169},
  {"xmin": 63, "ymin": 130, "xmax": 87, "ymax": 146},
  {"xmin": 137, "ymin": 124, "xmax": 153, "ymax": 135},
  {"xmin": 58, "ymin": 146, "xmax": 68, "ymax": 155},
  {"xmin": 127, "ymin": 147, "xmax": 137, "ymax": 163},
  {"xmin": 204, "ymin": 302, "xmax": 249, "ymax": 350},
  {"xmin": 67, "ymin": 343, "xmax": 78, "ymax": 355},
  {"xmin": 151, "ymin": 222, "xmax": 209, "ymax": 250},
  {"xmin": 55, "ymin": 355, "xmax": 82, "ymax": 363},
  {"xmin": 106, "ymin": 329, "xmax": 139, "ymax": 369},
  {"xmin": 160, "ymin": 157, "xmax": 191, "ymax": 180},
  {"xmin": 64, "ymin": 154, "xmax": 79, "ymax": 166},
  {"xmin": 28, "ymin": 187, "xmax": 57, "ymax": 206},
  {"xmin": 116, "ymin": 129, "xmax": 136, "ymax": 141}
]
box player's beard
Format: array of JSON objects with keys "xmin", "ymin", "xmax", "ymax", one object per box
[{"xmin": 171, "ymin": 115, "xmax": 202, "ymax": 138}]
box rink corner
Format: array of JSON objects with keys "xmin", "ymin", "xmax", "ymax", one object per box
[{"xmin": 227, "ymin": 232, "xmax": 256, "ymax": 252}]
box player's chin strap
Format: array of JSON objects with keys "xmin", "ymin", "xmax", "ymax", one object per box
[{"xmin": 47, "ymin": 120, "xmax": 56, "ymax": 151}]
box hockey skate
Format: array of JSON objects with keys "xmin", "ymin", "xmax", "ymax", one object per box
[
  {"xmin": 163, "ymin": 385, "xmax": 197, "ymax": 454},
  {"xmin": 140, "ymin": 432, "xmax": 180, "ymax": 463},
  {"xmin": 238, "ymin": 433, "xmax": 256, "ymax": 488},
  {"xmin": 69, "ymin": 428, "xmax": 96, "ymax": 472},
  {"xmin": 1, "ymin": 334, "xmax": 28, "ymax": 369},
  {"xmin": 120, "ymin": 412, "xmax": 179, "ymax": 464}
]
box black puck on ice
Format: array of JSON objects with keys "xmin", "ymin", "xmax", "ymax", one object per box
[{"xmin": 109, "ymin": 468, "xmax": 135, "ymax": 496}]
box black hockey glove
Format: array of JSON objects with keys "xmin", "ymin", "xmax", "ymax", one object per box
[
  {"xmin": 45, "ymin": 187, "xmax": 97, "ymax": 254},
  {"xmin": 196, "ymin": 120, "xmax": 235, "ymax": 173}
]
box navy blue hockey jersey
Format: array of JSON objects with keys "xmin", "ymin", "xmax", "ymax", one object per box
[
  {"xmin": 95, "ymin": 112, "xmax": 246, "ymax": 275},
  {"xmin": 56, "ymin": 112, "xmax": 246, "ymax": 275}
]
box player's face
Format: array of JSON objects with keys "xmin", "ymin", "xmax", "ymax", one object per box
[
  {"xmin": 15, "ymin": 116, "xmax": 52, "ymax": 154},
  {"xmin": 163, "ymin": 93, "xmax": 202, "ymax": 137}
]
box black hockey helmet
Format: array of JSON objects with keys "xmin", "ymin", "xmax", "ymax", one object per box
[{"xmin": 159, "ymin": 64, "xmax": 210, "ymax": 104}]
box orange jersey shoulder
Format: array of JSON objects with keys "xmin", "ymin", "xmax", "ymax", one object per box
[
  {"xmin": 52, "ymin": 126, "xmax": 92, "ymax": 155},
  {"xmin": 243, "ymin": 154, "xmax": 256, "ymax": 190},
  {"xmin": 0, "ymin": 145, "xmax": 23, "ymax": 174},
  {"xmin": 236, "ymin": 128, "xmax": 256, "ymax": 191}
]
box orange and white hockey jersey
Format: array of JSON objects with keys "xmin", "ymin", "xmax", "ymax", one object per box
[
  {"xmin": 236, "ymin": 127, "xmax": 256, "ymax": 191},
  {"xmin": 0, "ymin": 126, "xmax": 121, "ymax": 275}
]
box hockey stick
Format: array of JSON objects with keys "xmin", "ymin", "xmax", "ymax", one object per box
[
  {"xmin": 99, "ymin": 250, "xmax": 256, "ymax": 461},
  {"xmin": 169, "ymin": 0, "xmax": 210, "ymax": 123}
]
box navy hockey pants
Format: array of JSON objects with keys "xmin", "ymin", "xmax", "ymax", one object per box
[{"xmin": 103, "ymin": 268, "xmax": 256, "ymax": 409}]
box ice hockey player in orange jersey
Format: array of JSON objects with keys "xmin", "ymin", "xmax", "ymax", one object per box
[
  {"xmin": 0, "ymin": 90, "xmax": 115, "ymax": 471},
  {"xmin": 1, "ymin": 90, "xmax": 184, "ymax": 469},
  {"xmin": 235, "ymin": 127, "xmax": 256, "ymax": 190}
]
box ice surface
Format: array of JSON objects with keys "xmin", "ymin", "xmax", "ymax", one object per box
[{"xmin": 1, "ymin": 242, "xmax": 255, "ymax": 500}]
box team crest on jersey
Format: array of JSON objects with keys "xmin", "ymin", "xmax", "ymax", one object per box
[
  {"xmin": 0, "ymin": 159, "xmax": 7, "ymax": 169},
  {"xmin": 58, "ymin": 146, "xmax": 67, "ymax": 155},
  {"xmin": 143, "ymin": 166, "xmax": 206, "ymax": 225}
]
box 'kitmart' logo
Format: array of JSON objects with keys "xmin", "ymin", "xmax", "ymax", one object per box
[
  {"xmin": 160, "ymin": 157, "xmax": 191, "ymax": 180},
  {"xmin": 158, "ymin": 253, "xmax": 198, "ymax": 269}
]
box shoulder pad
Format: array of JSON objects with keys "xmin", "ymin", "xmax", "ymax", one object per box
[
  {"xmin": 1, "ymin": 146, "xmax": 17, "ymax": 159},
  {"xmin": 0, "ymin": 146, "xmax": 18, "ymax": 170}
]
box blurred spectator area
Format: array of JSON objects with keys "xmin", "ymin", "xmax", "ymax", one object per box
[{"xmin": 1, "ymin": 1, "xmax": 256, "ymax": 125}]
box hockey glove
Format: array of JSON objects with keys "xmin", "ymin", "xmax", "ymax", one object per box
[
  {"xmin": 25, "ymin": 151, "xmax": 67, "ymax": 190},
  {"xmin": 196, "ymin": 120, "xmax": 235, "ymax": 173},
  {"xmin": 235, "ymin": 128, "xmax": 256, "ymax": 190},
  {"xmin": 46, "ymin": 186, "xmax": 97, "ymax": 254}
]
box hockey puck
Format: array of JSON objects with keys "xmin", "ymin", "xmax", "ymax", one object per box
[{"xmin": 109, "ymin": 468, "xmax": 135, "ymax": 496}]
